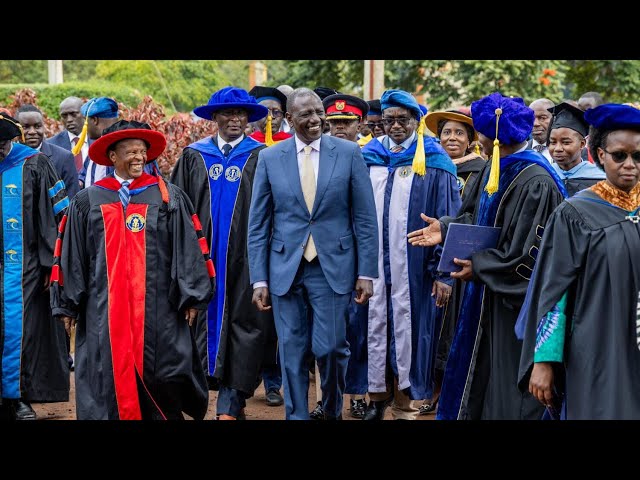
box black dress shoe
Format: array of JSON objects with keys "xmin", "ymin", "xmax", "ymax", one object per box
[
  {"xmin": 362, "ymin": 397, "xmax": 392, "ymax": 421},
  {"xmin": 309, "ymin": 401, "xmax": 325, "ymax": 420},
  {"xmin": 15, "ymin": 401, "xmax": 36, "ymax": 420},
  {"xmin": 265, "ymin": 390, "xmax": 284, "ymax": 407},
  {"xmin": 350, "ymin": 399, "xmax": 366, "ymax": 419},
  {"xmin": 418, "ymin": 397, "xmax": 439, "ymax": 415}
]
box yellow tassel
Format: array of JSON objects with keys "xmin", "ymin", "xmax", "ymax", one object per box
[
  {"xmin": 474, "ymin": 142, "xmax": 481, "ymax": 156},
  {"xmin": 412, "ymin": 116, "xmax": 426, "ymax": 176},
  {"xmin": 265, "ymin": 114, "xmax": 274, "ymax": 146},
  {"xmin": 72, "ymin": 117, "xmax": 88, "ymax": 156},
  {"xmin": 484, "ymin": 107, "xmax": 503, "ymax": 195}
]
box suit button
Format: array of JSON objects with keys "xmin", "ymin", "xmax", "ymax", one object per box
[{"xmin": 310, "ymin": 220, "xmax": 314, "ymax": 224}]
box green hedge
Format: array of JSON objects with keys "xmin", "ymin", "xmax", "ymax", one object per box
[{"xmin": 0, "ymin": 81, "xmax": 145, "ymax": 118}]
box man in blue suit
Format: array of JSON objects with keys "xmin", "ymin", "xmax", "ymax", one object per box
[{"xmin": 248, "ymin": 88, "xmax": 379, "ymax": 420}]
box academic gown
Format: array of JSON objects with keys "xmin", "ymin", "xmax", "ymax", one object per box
[
  {"xmin": 50, "ymin": 173, "xmax": 214, "ymax": 420},
  {"xmin": 171, "ymin": 136, "xmax": 274, "ymax": 395},
  {"xmin": 0, "ymin": 144, "xmax": 70, "ymax": 404},
  {"xmin": 437, "ymin": 156, "xmax": 487, "ymax": 372},
  {"xmin": 358, "ymin": 136, "xmax": 461, "ymax": 399},
  {"xmin": 437, "ymin": 150, "xmax": 566, "ymax": 420},
  {"xmin": 551, "ymin": 160, "xmax": 606, "ymax": 197},
  {"xmin": 518, "ymin": 189, "xmax": 640, "ymax": 419}
]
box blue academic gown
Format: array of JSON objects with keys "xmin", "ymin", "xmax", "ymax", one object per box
[{"xmin": 357, "ymin": 135, "xmax": 461, "ymax": 400}]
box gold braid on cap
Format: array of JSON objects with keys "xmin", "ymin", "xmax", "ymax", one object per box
[{"xmin": 0, "ymin": 114, "xmax": 25, "ymax": 143}]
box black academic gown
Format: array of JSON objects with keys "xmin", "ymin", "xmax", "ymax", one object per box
[
  {"xmin": 0, "ymin": 147, "xmax": 69, "ymax": 404},
  {"xmin": 439, "ymin": 160, "xmax": 565, "ymax": 420},
  {"xmin": 171, "ymin": 140, "xmax": 275, "ymax": 395},
  {"xmin": 50, "ymin": 174, "xmax": 214, "ymax": 420},
  {"xmin": 518, "ymin": 190, "xmax": 640, "ymax": 419}
]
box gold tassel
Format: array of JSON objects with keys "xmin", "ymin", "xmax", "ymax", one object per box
[
  {"xmin": 412, "ymin": 116, "xmax": 426, "ymax": 176},
  {"xmin": 265, "ymin": 114, "xmax": 274, "ymax": 146},
  {"xmin": 484, "ymin": 107, "xmax": 503, "ymax": 195},
  {"xmin": 72, "ymin": 117, "xmax": 89, "ymax": 156},
  {"xmin": 474, "ymin": 142, "xmax": 481, "ymax": 156}
]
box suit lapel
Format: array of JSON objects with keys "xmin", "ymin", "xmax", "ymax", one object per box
[
  {"xmin": 281, "ymin": 141, "xmax": 308, "ymax": 213},
  {"xmin": 40, "ymin": 140, "xmax": 52, "ymax": 157},
  {"xmin": 312, "ymin": 136, "xmax": 337, "ymax": 216}
]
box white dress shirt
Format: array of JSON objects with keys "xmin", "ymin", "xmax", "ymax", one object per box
[
  {"xmin": 531, "ymin": 139, "xmax": 553, "ymax": 163},
  {"xmin": 253, "ymin": 134, "xmax": 372, "ymax": 289},
  {"xmin": 67, "ymin": 130, "xmax": 89, "ymax": 161}
]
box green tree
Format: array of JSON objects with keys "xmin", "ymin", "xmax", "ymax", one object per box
[
  {"xmin": 454, "ymin": 60, "xmax": 568, "ymax": 106},
  {"xmin": 564, "ymin": 60, "xmax": 640, "ymax": 103},
  {"xmin": 0, "ymin": 61, "xmax": 47, "ymax": 83},
  {"xmin": 63, "ymin": 60, "xmax": 99, "ymax": 82},
  {"xmin": 95, "ymin": 60, "xmax": 231, "ymax": 112},
  {"xmin": 283, "ymin": 60, "xmax": 364, "ymax": 94}
]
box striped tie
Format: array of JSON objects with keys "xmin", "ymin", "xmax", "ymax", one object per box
[
  {"xmin": 390, "ymin": 144, "xmax": 404, "ymax": 153},
  {"xmin": 119, "ymin": 181, "xmax": 130, "ymax": 210}
]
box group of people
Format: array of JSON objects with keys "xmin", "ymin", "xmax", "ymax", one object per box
[{"xmin": 1, "ymin": 79, "xmax": 639, "ymax": 420}]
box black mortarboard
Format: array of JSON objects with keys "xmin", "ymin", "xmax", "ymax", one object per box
[
  {"xmin": 547, "ymin": 101, "xmax": 589, "ymax": 138},
  {"xmin": 248, "ymin": 86, "xmax": 289, "ymax": 113},
  {"xmin": 367, "ymin": 99, "xmax": 381, "ymax": 115},
  {"xmin": 314, "ymin": 87, "xmax": 340, "ymax": 100},
  {"xmin": 0, "ymin": 113, "xmax": 23, "ymax": 141}
]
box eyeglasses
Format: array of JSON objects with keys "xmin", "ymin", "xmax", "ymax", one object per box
[
  {"xmin": 382, "ymin": 117, "xmax": 413, "ymax": 127},
  {"xmin": 366, "ymin": 122, "xmax": 384, "ymax": 130},
  {"xmin": 602, "ymin": 148, "xmax": 640, "ymax": 163},
  {"xmin": 269, "ymin": 109, "xmax": 284, "ymax": 118}
]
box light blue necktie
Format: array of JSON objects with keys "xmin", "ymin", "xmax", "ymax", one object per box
[{"xmin": 119, "ymin": 180, "xmax": 130, "ymax": 210}]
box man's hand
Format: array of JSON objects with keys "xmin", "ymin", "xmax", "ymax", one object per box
[
  {"xmin": 253, "ymin": 287, "xmax": 272, "ymax": 311},
  {"xmin": 529, "ymin": 362, "xmax": 555, "ymax": 406},
  {"xmin": 432, "ymin": 281, "xmax": 452, "ymax": 308},
  {"xmin": 354, "ymin": 279, "xmax": 373, "ymax": 305},
  {"xmin": 59, "ymin": 316, "xmax": 76, "ymax": 336},
  {"xmin": 184, "ymin": 308, "xmax": 199, "ymax": 326},
  {"xmin": 407, "ymin": 213, "xmax": 442, "ymax": 247},
  {"xmin": 450, "ymin": 258, "xmax": 473, "ymax": 281}
]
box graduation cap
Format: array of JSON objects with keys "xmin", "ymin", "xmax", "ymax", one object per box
[
  {"xmin": 313, "ymin": 87, "xmax": 340, "ymax": 100},
  {"xmin": 88, "ymin": 119, "xmax": 167, "ymax": 167},
  {"xmin": 323, "ymin": 93, "xmax": 369, "ymax": 121},
  {"xmin": 583, "ymin": 103, "xmax": 640, "ymax": 130},
  {"xmin": 471, "ymin": 92, "xmax": 534, "ymax": 194},
  {"xmin": 367, "ymin": 99, "xmax": 381, "ymax": 116},
  {"xmin": 247, "ymin": 86, "xmax": 288, "ymax": 146},
  {"xmin": 380, "ymin": 89, "xmax": 428, "ymax": 176},
  {"xmin": 73, "ymin": 97, "xmax": 120, "ymax": 157},
  {"xmin": 248, "ymin": 86, "xmax": 288, "ymax": 113},
  {"xmin": 547, "ymin": 102, "xmax": 589, "ymax": 137},
  {"xmin": 0, "ymin": 113, "xmax": 24, "ymax": 142}
]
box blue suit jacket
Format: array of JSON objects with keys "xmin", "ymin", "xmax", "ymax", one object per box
[
  {"xmin": 41, "ymin": 139, "xmax": 80, "ymax": 199},
  {"xmin": 47, "ymin": 130, "xmax": 73, "ymax": 151},
  {"xmin": 248, "ymin": 134, "xmax": 378, "ymax": 296}
]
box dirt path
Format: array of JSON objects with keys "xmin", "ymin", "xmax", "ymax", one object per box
[{"xmin": 32, "ymin": 373, "xmax": 435, "ymax": 421}]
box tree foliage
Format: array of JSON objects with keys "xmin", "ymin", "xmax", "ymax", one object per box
[
  {"xmin": 95, "ymin": 60, "xmax": 231, "ymax": 113},
  {"xmin": 564, "ymin": 60, "xmax": 640, "ymax": 103}
]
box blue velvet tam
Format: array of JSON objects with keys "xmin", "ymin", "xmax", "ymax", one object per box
[
  {"xmin": 380, "ymin": 89, "xmax": 422, "ymax": 120},
  {"xmin": 419, "ymin": 104, "xmax": 428, "ymax": 116},
  {"xmin": 80, "ymin": 97, "xmax": 119, "ymax": 118},
  {"xmin": 583, "ymin": 103, "xmax": 640, "ymax": 130},
  {"xmin": 470, "ymin": 92, "xmax": 534, "ymax": 145},
  {"xmin": 193, "ymin": 86, "xmax": 269, "ymax": 122}
]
